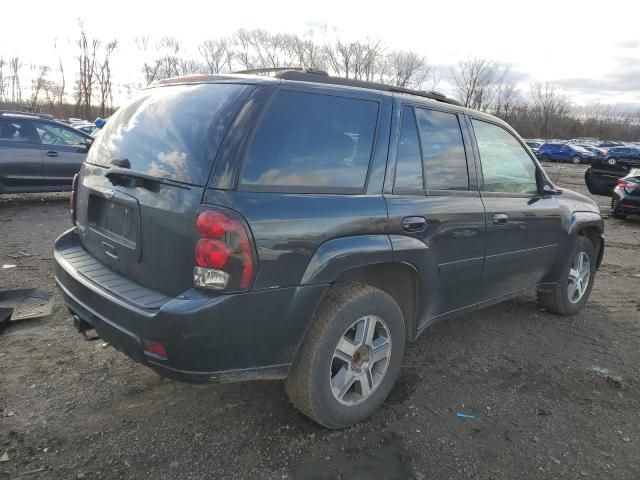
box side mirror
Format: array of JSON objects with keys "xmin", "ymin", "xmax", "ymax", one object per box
[
  {"xmin": 84, "ymin": 137, "xmax": 94, "ymax": 151},
  {"xmin": 542, "ymin": 184, "xmax": 561, "ymax": 195}
]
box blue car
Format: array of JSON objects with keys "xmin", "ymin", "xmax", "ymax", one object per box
[{"xmin": 537, "ymin": 143, "xmax": 597, "ymax": 164}]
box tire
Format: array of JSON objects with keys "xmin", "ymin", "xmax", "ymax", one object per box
[
  {"xmin": 572, "ymin": 156, "xmax": 582, "ymax": 164},
  {"xmin": 538, "ymin": 236, "xmax": 597, "ymax": 316},
  {"xmin": 285, "ymin": 284, "xmax": 405, "ymax": 429},
  {"xmin": 612, "ymin": 211, "xmax": 627, "ymax": 220},
  {"xmin": 540, "ymin": 154, "xmax": 551, "ymax": 162},
  {"xmin": 608, "ymin": 158, "xmax": 617, "ymax": 165}
]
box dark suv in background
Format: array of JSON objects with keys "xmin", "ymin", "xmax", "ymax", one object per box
[
  {"xmin": 0, "ymin": 111, "xmax": 93, "ymax": 194},
  {"xmin": 585, "ymin": 146, "xmax": 640, "ymax": 196},
  {"xmin": 54, "ymin": 70, "xmax": 605, "ymax": 429}
]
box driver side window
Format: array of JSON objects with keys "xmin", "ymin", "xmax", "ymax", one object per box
[
  {"xmin": 472, "ymin": 119, "xmax": 538, "ymax": 195},
  {"xmin": 34, "ymin": 121, "xmax": 86, "ymax": 147}
]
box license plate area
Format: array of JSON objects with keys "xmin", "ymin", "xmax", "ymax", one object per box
[{"xmin": 86, "ymin": 190, "xmax": 141, "ymax": 262}]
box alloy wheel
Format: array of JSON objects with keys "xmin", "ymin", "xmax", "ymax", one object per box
[
  {"xmin": 330, "ymin": 315, "xmax": 392, "ymax": 406},
  {"xmin": 567, "ymin": 251, "xmax": 591, "ymax": 304}
]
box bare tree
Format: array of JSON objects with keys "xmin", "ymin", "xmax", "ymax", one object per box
[
  {"xmin": 451, "ymin": 58, "xmax": 508, "ymax": 111},
  {"xmin": 29, "ymin": 65, "xmax": 50, "ymax": 107},
  {"xmin": 199, "ymin": 39, "xmax": 232, "ymax": 73},
  {"xmin": 9, "ymin": 57, "xmax": 22, "ymax": 103},
  {"xmin": 289, "ymin": 30, "xmax": 327, "ymax": 70},
  {"xmin": 0, "ymin": 56, "xmax": 5, "ymax": 102},
  {"xmin": 75, "ymin": 22, "xmax": 99, "ymax": 117},
  {"xmin": 493, "ymin": 81, "xmax": 521, "ymax": 123},
  {"xmin": 379, "ymin": 50, "xmax": 439, "ymax": 90},
  {"xmin": 95, "ymin": 40, "xmax": 117, "ymax": 116},
  {"xmin": 530, "ymin": 82, "xmax": 570, "ymax": 138},
  {"xmin": 324, "ymin": 39, "xmax": 382, "ymax": 80}
]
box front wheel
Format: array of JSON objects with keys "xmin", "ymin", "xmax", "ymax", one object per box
[
  {"xmin": 538, "ymin": 236, "xmax": 597, "ymax": 315},
  {"xmin": 540, "ymin": 154, "xmax": 551, "ymax": 162},
  {"xmin": 285, "ymin": 284, "xmax": 405, "ymax": 429},
  {"xmin": 572, "ymin": 156, "xmax": 582, "ymax": 164}
]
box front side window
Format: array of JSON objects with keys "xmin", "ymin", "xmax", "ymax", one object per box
[
  {"xmin": 394, "ymin": 106, "xmax": 423, "ymax": 191},
  {"xmin": 240, "ymin": 90, "xmax": 379, "ymax": 191},
  {"xmin": 34, "ymin": 122, "xmax": 86, "ymax": 147},
  {"xmin": 415, "ymin": 108, "xmax": 469, "ymax": 191},
  {"xmin": 0, "ymin": 119, "xmax": 31, "ymax": 143},
  {"xmin": 472, "ymin": 119, "xmax": 538, "ymax": 195}
]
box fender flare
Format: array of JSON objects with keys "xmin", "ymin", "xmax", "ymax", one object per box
[{"xmin": 300, "ymin": 235, "xmax": 393, "ymax": 285}]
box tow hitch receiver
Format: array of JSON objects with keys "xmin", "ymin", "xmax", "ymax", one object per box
[{"xmin": 72, "ymin": 313, "xmax": 100, "ymax": 341}]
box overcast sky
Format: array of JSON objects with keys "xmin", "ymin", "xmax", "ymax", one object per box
[{"xmin": 2, "ymin": 0, "xmax": 640, "ymax": 106}]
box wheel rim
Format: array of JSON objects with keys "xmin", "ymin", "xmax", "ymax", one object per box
[
  {"xmin": 329, "ymin": 315, "xmax": 392, "ymax": 406},
  {"xmin": 573, "ymin": 156, "xmax": 581, "ymax": 164},
  {"xmin": 567, "ymin": 251, "xmax": 591, "ymax": 304}
]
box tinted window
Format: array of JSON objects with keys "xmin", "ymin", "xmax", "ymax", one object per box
[
  {"xmin": 34, "ymin": 122, "xmax": 86, "ymax": 147},
  {"xmin": 241, "ymin": 90, "xmax": 378, "ymax": 191},
  {"xmin": 0, "ymin": 119, "xmax": 31, "ymax": 143},
  {"xmin": 86, "ymin": 83, "xmax": 251, "ymax": 185},
  {"xmin": 415, "ymin": 108, "xmax": 468, "ymax": 191},
  {"xmin": 472, "ymin": 119, "xmax": 538, "ymax": 195},
  {"xmin": 394, "ymin": 106, "xmax": 423, "ymax": 191}
]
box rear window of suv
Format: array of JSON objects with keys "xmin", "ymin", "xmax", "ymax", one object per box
[
  {"xmin": 239, "ymin": 90, "xmax": 379, "ymax": 193},
  {"xmin": 86, "ymin": 83, "xmax": 252, "ymax": 185}
]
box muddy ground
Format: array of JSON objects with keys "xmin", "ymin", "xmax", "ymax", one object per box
[{"xmin": 1, "ymin": 162, "xmax": 639, "ymax": 479}]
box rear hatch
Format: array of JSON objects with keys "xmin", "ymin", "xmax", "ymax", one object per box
[{"xmin": 74, "ymin": 82, "xmax": 255, "ymax": 297}]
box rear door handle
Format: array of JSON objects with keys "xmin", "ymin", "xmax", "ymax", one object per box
[
  {"xmin": 401, "ymin": 216, "xmax": 427, "ymax": 232},
  {"xmin": 493, "ymin": 213, "xmax": 509, "ymax": 225},
  {"xmin": 45, "ymin": 151, "xmax": 59, "ymax": 157}
]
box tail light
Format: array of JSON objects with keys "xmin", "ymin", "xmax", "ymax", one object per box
[
  {"xmin": 70, "ymin": 173, "xmax": 79, "ymax": 225},
  {"xmin": 616, "ymin": 178, "xmax": 639, "ymax": 192},
  {"xmin": 193, "ymin": 209, "xmax": 256, "ymax": 292}
]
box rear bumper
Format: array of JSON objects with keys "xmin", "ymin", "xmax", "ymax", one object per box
[{"xmin": 54, "ymin": 229, "xmax": 326, "ymax": 383}]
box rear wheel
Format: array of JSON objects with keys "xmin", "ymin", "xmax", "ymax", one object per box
[
  {"xmin": 285, "ymin": 284, "xmax": 405, "ymax": 429},
  {"xmin": 572, "ymin": 156, "xmax": 582, "ymax": 164},
  {"xmin": 538, "ymin": 236, "xmax": 596, "ymax": 315}
]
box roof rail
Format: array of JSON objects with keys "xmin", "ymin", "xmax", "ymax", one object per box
[
  {"xmin": 233, "ymin": 67, "xmax": 329, "ymax": 76},
  {"xmin": 0, "ymin": 110, "xmax": 55, "ymax": 119},
  {"xmin": 273, "ymin": 69, "xmax": 461, "ymax": 106}
]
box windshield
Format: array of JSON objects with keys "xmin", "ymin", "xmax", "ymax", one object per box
[{"xmin": 86, "ymin": 83, "xmax": 252, "ymax": 185}]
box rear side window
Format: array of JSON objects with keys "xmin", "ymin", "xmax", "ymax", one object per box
[
  {"xmin": 86, "ymin": 83, "xmax": 252, "ymax": 185},
  {"xmin": 394, "ymin": 106, "xmax": 423, "ymax": 191},
  {"xmin": 415, "ymin": 108, "xmax": 469, "ymax": 191},
  {"xmin": 240, "ymin": 90, "xmax": 378, "ymax": 192},
  {"xmin": 0, "ymin": 119, "xmax": 31, "ymax": 143}
]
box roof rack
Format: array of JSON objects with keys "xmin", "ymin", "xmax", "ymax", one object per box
[
  {"xmin": 233, "ymin": 67, "xmax": 329, "ymax": 76},
  {"xmin": 0, "ymin": 110, "xmax": 55, "ymax": 120},
  {"xmin": 272, "ymin": 69, "xmax": 461, "ymax": 106}
]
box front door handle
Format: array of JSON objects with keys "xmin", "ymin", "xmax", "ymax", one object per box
[
  {"xmin": 401, "ymin": 216, "xmax": 427, "ymax": 232},
  {"xmin": 493, "ymin": 213, "xmax": 509, "ymax": 226},
  {"xmin": 45, "ymin": 151, "xmax": 59, "ymax": 157}
]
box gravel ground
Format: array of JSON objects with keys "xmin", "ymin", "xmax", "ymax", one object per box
[{"xmin": 1, "ymin": 162, "xmax": 639, "ymax": 480}]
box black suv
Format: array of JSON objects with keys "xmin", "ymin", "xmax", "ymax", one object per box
[
  {"xmin": 585, "ymin": 146, "xmax": 640, "ymax": 196},
  {"xmin": 0, "ymin": 111, "xmax": 93, "ymax": 193},
  {"xmin": 54, "ymin": 70, "xmax": 605, "ymax": 429}
]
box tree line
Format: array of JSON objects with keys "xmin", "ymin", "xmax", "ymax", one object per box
[{"xmin": 1, "ymin": 23, "xmax": 639, "ymax": 141}]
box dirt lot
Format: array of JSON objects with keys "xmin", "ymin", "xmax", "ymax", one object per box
[{"xmin": 1, "ymin": 163, "xmax": 639, "ymax": 480}]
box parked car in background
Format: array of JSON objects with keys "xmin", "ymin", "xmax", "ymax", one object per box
[
  {"xmin": 605, "ymin": 146, "xmax": 640, "ymax": 167},
  {"xmin": 537, "ymin": 142, "xmax": 597, "ymax": 164},
  {"xmin": 585, "ymin": 155, "xmax": 634, "ymax": 196},
  {"xmin": 73, "ymin": 123, "xmax": 98, "ymax": 135},
  {"xmin": 597, "ymin": 140, "xmax": 623, "ymax": 149},
  {"xmin": 0, "ymin": 111, "xmax": 93, "ymax": 194},
  {"xmin": 525, "ymin": 140, "xmax": 542, "ymax": 154},
  {"xmin": 576, "ymin": 144, "xmax": 606, "ymax": 159},
  {"xmin": 611, "ymin": 169, "xmax": 640, "ymax": 219},
  {"xmin": 54, "ymin": 70, "xmax": 604, "ymax": 429}
]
